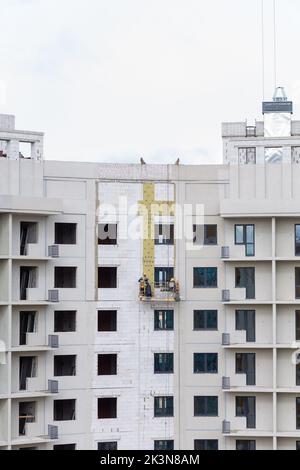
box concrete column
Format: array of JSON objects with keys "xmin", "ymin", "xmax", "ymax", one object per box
[{"xmin": 7, "ymin": 139, "xmax": 19, "ymax": 160}]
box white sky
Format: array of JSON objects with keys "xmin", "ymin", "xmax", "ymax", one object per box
[{"xmin": 1, "ymin": 0, "xmax": 300, "ymax": 164}]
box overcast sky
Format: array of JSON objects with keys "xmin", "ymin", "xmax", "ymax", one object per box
[{"xmin": 1, "ymin": 0, "xmax": 299, "ymax": 164}]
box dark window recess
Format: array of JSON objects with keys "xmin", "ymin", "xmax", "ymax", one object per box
[
  {"xmin": 98, "ymin": 398, "xmax": 117, "ymax": 419},
  {"xmin": 194, "ymin": 440, "xmax": 219, "ymax": 451},
  {"xmin": 19, "ymin": 447, "xmax": 37, "ymax": 451},
  {"xmin": 98, "ymin": 267, "xmax": 117, "ymax": 288},
  {"xmin": 194, "ymin": 310, "xmax": 218, "ymax": 331},
  {"xmin": 54, "ymin": 355, "xmax": 76, "ymax": 377},
  {"xmin": 154, "ymin": 396, "xmax": 174, "ymax": 417},
  {"xmin": 53, "ymin": 444, "xmax": 76, "ymax": 451},
  {"xmin": 236, "ymin": 440, "xmax": 256, "ymax": 451},
  {"xmin": 296, "ymin": 268, "xmax": 300, "ymax": 299},
  {"xmin": 235, "ymin": 267, "xmax": 255, "ymax": 299},
  {"xmin": 194, "ymin": 353, "xmax": 218, "ymax": 374},
  {"xmin": 98, "ymin": 442, "xmax": 118, "ymax": 451},
  {"xmin": 54, "ymin": 311, "xmax": 76, "ymax": 333},
  {"xmin": 98, "ymin": 310, "xmax": 117, "ymax": 332},
  {"xmin": 20, "ymin": 222, "xmax": 38, "ymax": 255},
  {"xmin": 98, "ymin": 224, "xmax": 117, "ymax": 246},
  {"xmin": 236, "ymin": 310, "xmax": 256, "ymax": 342},
  {"xmin": 236, "ymin": 353, "xmax": 256, "ymax": 386},
  {"xmin": 19, "ymin": 356, "xmax": 37, "ymax": 390},
  {"xmin": 154, "ymin": 440, "xmax": 174, "ymax": 451},
  {"xmin": 236, "ymin": 397, "xmax": 256, "ymax": 429},
  {"xmin": 54, "ymin": 399, "xmax": 76, "ymax": 421},
  {"xmin": 154, "ymin": 267, "xmax": 174, "ymax": 285},
  {"xmin": 193, "ymin": 225, "xmax": 218, "ymax": 246},
  {"xmin": 55, "ymin": 223, "xmax": 77, "ymax": 245},
  {"xmin": 296, "ymin": 311, "xmax": 300, "ymax": 341},
  {"xmin": 297, "ymin": 398, "xmax": 300, "ymax": 429},
  {"xmin": 193, "ymin": 268, "xmax": 218, "ymax": 288},
  {"xmin": 154, "ymin": 310, "xmax": 174, "ymax": 331},
  {"xmin": 19, "ymin": 402, "xmax": 35, "ymax": 436},
  {"xmin": 20, "ymin": 266, "xmax": 37, "ymax": 300},
  {"xmin": 296, "ymin": 225, "xmax": 300, "ymax": 256},
  {"xmin": 98, "ymin": 354, "xmax": 117, "ymax": 376},
  {"xmin": 54, "ymin": 267, "xmax": 77, "ymax": 288},
  {"xmin": 235, "ymin": 225, "xmax": 255, "ymax": 256},
  {"xmin": 154, "ymin": 353, "xmax": 174, "ymax": 374},
  {"xmin": 297, "ymin": 441, "xmax": 300, "ymax": 451},
  {"xmin": 194, "ymin": 396, "xmax": 218, "ymax": 417},
  {"xmin": 19, "ymin": 311, "xmax": 36, "ymax": 345},
  {"xmin": 154, "ymin": 224, "xmax": 174, "ymax": 245},
  {"xmin": 297, "ymin": 363, "xmax": 300, "ymax": 386}
]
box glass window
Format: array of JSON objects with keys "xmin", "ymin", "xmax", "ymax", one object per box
[
  {"xmin": 236, "ymin": 397, "xmax": 256, "ymax": 429},
  {"xmin": 154, "ymin": 310, "xmax": 174, "ymax": 331},
  {"xmin": 193, "ymin": 268, "xmax": 218, "ymax": 288},
  {"xmin": 154, "ymin": 353, "xmax": 174, "ymax": 374},
  {"xmin": 236, "ymin": 440, "xmax": 256, "ymax": 451},
  {"xmin": 194, "ymin": 353, "xmax": 218, "ymax": 374},
  {"xmin": 235, "ymin": 353, "xmax": 256, "ymax": 386},
  {"xmin": 236, "ymin": 310, "xmax": 256, "ymax": 342},
  {"xmin": 235, "ymin": 225, "xmax": 255, "ymax": 256},
  {"xmin": 296, "ymin": 269, "xmax": 300, "ymax": 299},
  {"xmin": 265, "ymin": 147, "xmax": 283, "ymax": 164},
  {"xmin": 238, "ymin": 148, "xmax": 256, "ymax": 165},
  {"xmin": 154, "ymin": 397, "xmax": 173, "ymax": 418},
  {"xmin": 297, "ymin": 441, "xmax": 300, "ymax": 451},
  {"xmin": 296, "ymin": 311, "xmax": 300, "ymax": 342},
  {"xmin": 194, "ymin": 310, "xmax": 218, "ymax": 331},
  {"xmin": 154, "ymin": 440, "xmax": 174, "ymax": 451},
  {"xmin": 98, "ymin": 442, "xmax": 118, "ymax": 451},
  {"xmin": 235, "ymin": 268, "xmax": 255, "ymax": 299},
  {"xmin": 155, "ymin": 224, "xmax": 174, "ymax": 245},
  {"xmin": 194, "ymin": 440, "xmax": 218, "ymax": 451},
  {"xmin": 194, "ymin": 396, "xmax": 218, "ymax": 417},
  {"xmin": 154, "ymin": 267, "xmax": 174, "ymax": 285},
  {"xmin": 193, "ymin": 225, "xmax": 217, "ymax": 246},
  {"xmin": 296, "ymin": 226, "xmax": 300, "ymax": 256},
  {"xmin": 297, "ymin": 398, "xmax": 300, "ymax": 430}
]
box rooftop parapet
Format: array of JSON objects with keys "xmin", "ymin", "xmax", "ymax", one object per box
[{"xmin": 0, "ymin": 114, "xmax": 44, "ymax": 161}]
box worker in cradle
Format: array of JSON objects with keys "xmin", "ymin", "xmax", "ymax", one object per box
[
  {"xmin": 138, "ymin": 274, "xmax": 148, "ymax": 298},
  {"xmin": 145, "ymin": 279, "xmax": 152, "ymax": 298}
]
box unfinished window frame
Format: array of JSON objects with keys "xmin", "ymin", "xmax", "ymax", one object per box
[
  {"xmin": 98, "ymin": 267, "xmax": 118, "ymax": 289},
  {"xmin": 54, "ymin": 310, "xmax": 77, "ymax": 333},
  {"xmin": 98, "ymin": 397, "xmax": 117, "ymax": 420},
  {"xmin": 54, "ymin": 267, "xmax": 77, "ymax": 289},
  {"xmin": 98, "ymin": 310, "xmax": 117, "ymax": 332},
  {"xmin": 54, "ymin": 223, "xmax": 77, "ymax": 245},
  {"xmin": 98, "ymin": 223, "xmax": 118, "ymax": 246}
]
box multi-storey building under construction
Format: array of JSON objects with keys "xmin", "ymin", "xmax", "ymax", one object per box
[{"xmin": 1, "ymin": 88, "xmax": 300, "ymax": 450}]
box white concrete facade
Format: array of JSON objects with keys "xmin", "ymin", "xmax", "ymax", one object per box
[{"xmin": 1, "ymin": 92, "xmax": 300, "ymax": 450}]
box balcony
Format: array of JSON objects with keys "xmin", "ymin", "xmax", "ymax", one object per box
[{"xmin": 11, "ymin": 335, "xmax": 59, "ymax": 353}]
